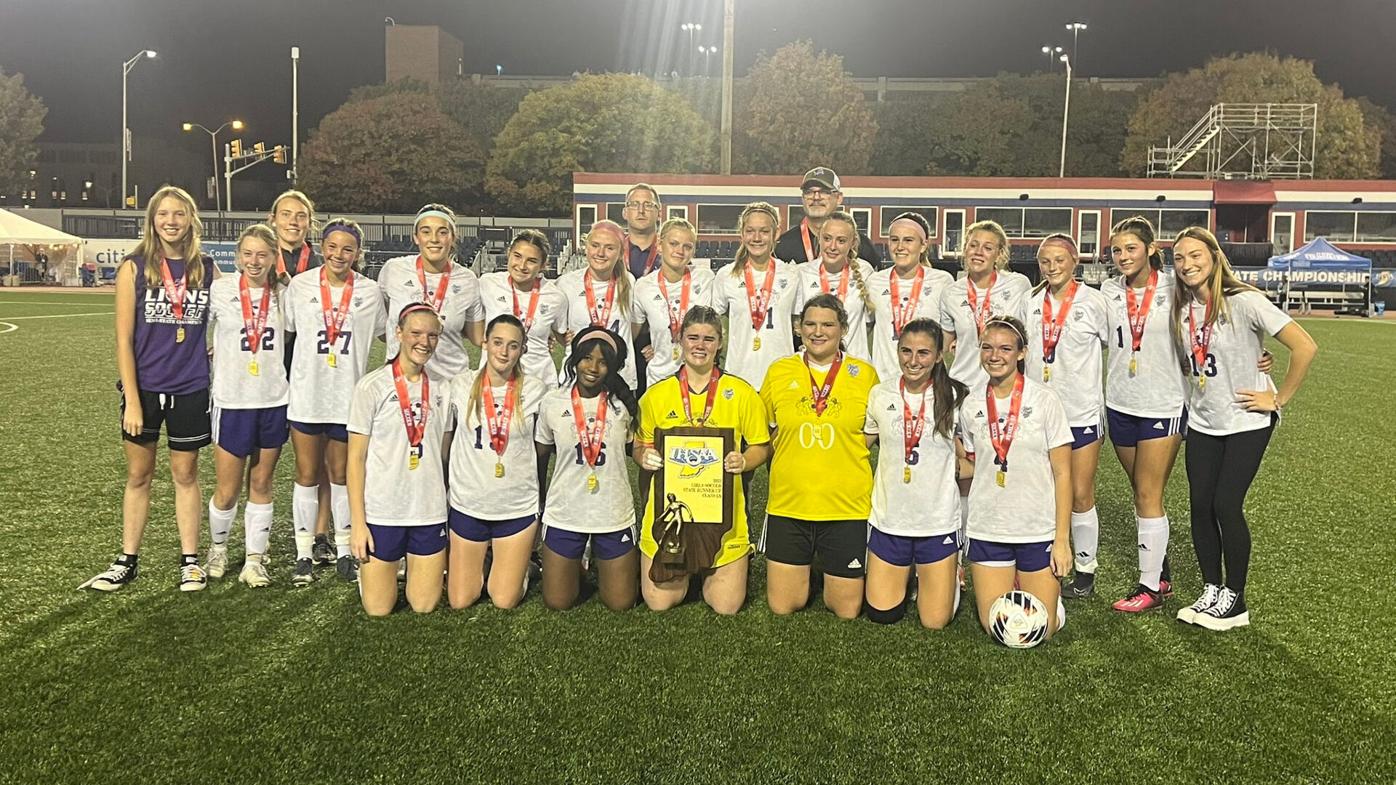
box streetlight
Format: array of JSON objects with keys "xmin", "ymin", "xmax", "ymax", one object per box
[
  {"xmin": 699, "ymin": 45, "xmax": 719, "ymax": 76},
  {"xmin": 1059, "ymin": 54, "xmax": 1073, "ymax": 178},
  {"xmin": 1065, "ymin": 22, "xmax": 1088, "ymax": 71},
  {"xmin": 121, "ymin": 49, "xmax": 157, "ymax": 209},
  {"xmin": 1040, "ymin": 45, "xmax": 1062, "ymax": 71},
  {"xmin": 183, "ymin": 119, "xmax": 244, "ymax": 211},
  {"xmin": 681, "ymin": 22, "xmax": 702, "ymax": 74},
  {"xmin": 291, "ymin": 46, "xmax": 300, "ymax": 183}
]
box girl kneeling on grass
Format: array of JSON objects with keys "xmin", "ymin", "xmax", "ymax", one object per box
[
  {"xmin": 347, "ymin": 304, "xmax": 450, "ymax": 616},
  {"xmin": 958, "ymin": 315, "xmax": 1072, "ymax": 640},
  {"xmin": 203, "ymin": 224, "xmax": 289, "ymax": 587},
  {"xmin": 445, "ymin": 314, "xmax": 549, "ymax": 610},
  {"xmin": 534, "ymin": 327, "xmax": 639, "ymax": 611},
  {"xmin": 83, "ymin": 186, "xmax": 217, "ymax": 593}
]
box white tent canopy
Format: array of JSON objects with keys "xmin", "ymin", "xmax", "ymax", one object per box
[{"xmin": 0, "ymin": 208, "xmax": 84, "ymax": 285}]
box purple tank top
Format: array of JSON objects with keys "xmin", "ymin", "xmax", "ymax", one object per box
[{"xmin": 131, "ymin": 255, "xmax": 214, "ymax": 394}]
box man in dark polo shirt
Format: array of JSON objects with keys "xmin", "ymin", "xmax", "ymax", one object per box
[
  {"xmin": 622, "ymin": 182, "xmax": 662, "ymax": 394},
  {"xmin": 774, "ymin": 166, "xmax": 881, "ymax": 266}
]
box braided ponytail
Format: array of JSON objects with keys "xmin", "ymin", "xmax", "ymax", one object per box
[{"xmin": 826, "ymin": 211, "xmax": 876, "ymax": 315}]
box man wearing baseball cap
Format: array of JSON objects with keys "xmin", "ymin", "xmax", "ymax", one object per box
[{"xmin": 775, "ymin": 166, "xmax": 881, "ymax": 266}]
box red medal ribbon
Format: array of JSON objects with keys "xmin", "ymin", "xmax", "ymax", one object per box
[
  {"xmin": 277, "ymin": 244, "xmax": 312, "ymax": 278},
  {"xmin": 238, "ymin": 273, "xmax": 271, "ymax": 358},
  {"xmin": 583, "ymin": 270, "xmax": 617, "ymax": 328},
  {"xmin": 319, "ymin": 267, "xmax": 354, "ymax": 352},
  {"xmin": 510, "ymin": 278, "xmax": 540, "ymax": 332},
  {"xmin": 416, "ymin": 255, "xmax": 449, "ymax": 314},
  {"xmin": 744, "ymin": 261, "xmax": 777, "ymax": 332},
  {"xmin": 966, "ymin": 271, "xmax": 997, "ymax": 334},
  {"xmin": 482, "ymin": 376, "xmax": 517, "ymax": 459},
  {"xmin": 986, "ymin": 374, "xmax": 1025, "ymax": 473},
  {"xmin": 677, "ymin": 366, "xmax": 722, "ymax": 426},
  {"xmin": 658, "ymin": 269, "xmax": 692, "ymax": 345},
  {"xmin": 1124, "ymin": 269, "xmax": 1158, "ymax": 353},
  {"xmin": 804, "ymin": 352, "xmax": 844, "ymax": 417},
  {"xmin": 819, "ymin": 262, "xmax": 851, "ymax": 300},
  {"xmin": 800, "ymin": 218, "xmax": 817, "ymax": 263},
  {"xmin": 160, "ymin": 259, "xmax": 187, "ymax": 323},
  {"xmin": 1188, "ymin": 298, "xmax": 1214, "ymax": 379},
  {"xmin": 570, "ymin": 387, "xmax": 609, "ymax": 469},
  {"xmin": 900, "ymin": 378, "xmax": 928, "ymax": 468},
  {"xmin": 890, "ymin": 266, "xmax": 925, "ymax": 338},
  {"xmin": 1040, "ymin": 280, "xmax": 1079, "ymax": 364},
  {"xmin": 391, "ymin": 357, "xmax": 430, "ymax": 449}
]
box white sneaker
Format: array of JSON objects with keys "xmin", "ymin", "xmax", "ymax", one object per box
[
  {"xmin": 79, "ymin": 559, "xmax": 139, "ymax": 592},
  {"xmin": 1176, "ymin": 583, "xmax": 1222, "ymax": 625},
  {"xmin": 205, "ymin": 544, "xmax": 228, "ymax": 579},
  {"xmin": 180, "ymin": 562, "xmax": 208, "ymax": 592},
  {"xmin": 239, "ymin": 555, "xmax": 271, "ymax": 588},
  {"xmin": 1194, "ymin": 587, "xmax": 1249, "ymax": 631}
]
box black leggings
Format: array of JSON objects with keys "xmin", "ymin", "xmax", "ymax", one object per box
[{"xmin": 1184, "ymin": 419, "xmax": 1275, "ymax": 598}]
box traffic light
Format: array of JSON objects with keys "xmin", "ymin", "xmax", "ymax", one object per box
[
  {"xmin": 230, "ymin": 139, "xmax": 243, "ymax": 158},
  {"xmin": 272, "ymin": 145, "xmax": 287, "ymax": 164},
  {"xmin": 253, "ymin": 142, "xmax": 266, "ymax": 156}
]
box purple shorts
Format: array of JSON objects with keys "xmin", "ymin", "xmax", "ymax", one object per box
[
  {"xmin": 1106, "ymin": 407, "xmax": 1186, "ymax": 448},
  {"xmin": 1070, "ymin": 423, "xmax": 1103, "ymax": 450},
  {"xmin": 216, "ymin": 405, "xmax": 289, "ymax": 458},
  {"xmin": 968, "ymin": 538, "xmax": 1053, "ymax": 573},
  {"xmin": 367, "ymin": 523, "xmax": 448, "ymax": 562},
  {"xmin": 543, "ymin": 526, "xmax": 636, "ymax": 561},
  {"xmin": 448, "ymin": 509, "xmax": 537, "ymax": 543},
  {"xmin": 868, "ymin": 527, "xmax": 959, "ymax": 567},
  {"xmin": 290, "ymin": 420, "xmax": 348, "ymax": 442}
]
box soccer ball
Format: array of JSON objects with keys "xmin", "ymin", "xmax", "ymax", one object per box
[{"xmin": 988, "ymin": 590, "xmax": 1049, "ymax": 649}]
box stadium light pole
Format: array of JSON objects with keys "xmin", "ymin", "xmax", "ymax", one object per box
[
  {"xmin": 1059, "ymin": 54, "xmax": 1073, "ymax": 177},
  {"xmin": 182, "ymin": 119, "xmax": 244, "ymax": 211},
  {"xmin": 719, "ymin": 0, "xmax": 734, "ymax": 173},
  {"xmin": 121, "ymin": 49, "xmax": 157, "ymax": 209},
  {"xmin": 1041, "ymin": 45, "xmax": 1062, "ymax": 71},
  {"xmin": 681, "ymin": 22, "xmax": 702, "ymax": 75},
  {"xmin": 699, "ymin": 45, "xmax": 718, "ymax": 76},
  {"xmin": 291, "ymin": 46, "xmax": 300, "ymax": 183},
  {"xmin": 1065, "ymin": 23, "xmax": 1088, "ymax": 72}
]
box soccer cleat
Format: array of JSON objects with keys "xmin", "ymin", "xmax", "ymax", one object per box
[
  {"xmin": 336, "ymin": 556, "xmax": 359, "ymax": 583},
  {"xmin": 1112, "ymin": 583, "xmax": 1164, "ymax": 613},
  {"xmin": 312, "ymin": 535, "xmax": 336, "ymax": 565},
  {"xmin": 1176, "ymin": 583, "xmax": 1222, "ymax": 625},
  {"xmin": 80, "ymin": 559, "xmax": 138, "ymax": 592},
  {"xmin": 204, "ymin": 544, "xmax": 228, "ymax": 579},
  {"xmin": 1193, "ymin": 587, "xmax": 1249, "ymax": 631},
  {"xmin": 1064, "ymin": 571, "xmax": 1095, "ymax": 599},
  {"xmin": 396, "ymin": 558, "xmax": 407, "ymax": 582},
  {"xmin": 1159, "ymin": 578, "xmax": 1174, "ymax": 598},
  {"xmin": 291, "ymin": 558, "xmax": 315, "ymax": 587},
  {"xmin": 179, "ymin": 562, "xmax": 208, "ymax": 592},
  {"xmin": 239, "ymin": 555, "xmax": 272, "ymax": 588}
]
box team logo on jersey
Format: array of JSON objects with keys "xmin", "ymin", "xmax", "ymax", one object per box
[
  {"xmin": 353, "ymin": 297, "xmax": 363, "ymax": 307},
  {"xmin": 1072, "ymin": 311, "xmax": 1084, "ymax": 321},
  {"xmin": 886, "ymin": 404, "xmax": 897, "ymax": 411},
  {"xmin": 496, "ymin": 296, "xmax": 507, "ymax": 303},
  {"xmin": 722, "ymin": 388, "xmax": 734, "ymax": 400},
  {"xmin": 849, "ymin": 365, "xmax": 860, "ymax": 377},
  {"xmin": 1022, "ymin": 406, "xmax": 1033, "ymax": 418},
  {"xmin": 669, "ymin": 441, "xmax": 719, "ymax": 478},
  {"xmin": 452, "ymin": 285, "xmax": 462, "ymax": 294},
  {"xmin": 778, "ymin": 280, "xmax": 788, "ymax": 290}
]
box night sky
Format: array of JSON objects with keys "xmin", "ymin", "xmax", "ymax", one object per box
[{"xmin": 3, "ymin": 0, "xmax": 1394, "ymax": 156}]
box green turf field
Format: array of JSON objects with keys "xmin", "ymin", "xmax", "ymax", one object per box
[{"xmin": 1, "ymin": 290, "xmax": 1392, "ymax": 784}]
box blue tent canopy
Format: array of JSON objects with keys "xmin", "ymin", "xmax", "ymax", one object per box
[{"xmin": 1268, "ymin": 237, "xmax": 1371, "ymax": 271}]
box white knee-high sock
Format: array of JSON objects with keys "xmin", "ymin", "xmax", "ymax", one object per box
[
  {"xmin": 292, "ymin": 483, "xmax": 318, "ymax": 560},
  {"xmin": 245, "ymin": 502, "xmax": 273, "ymax": 556},
  {"xmin": 208, "ymin": 499, "xmax": 237, "ymax": 547},
  {"xmin": 1071, "ymin": 507, "xmax": 1099, "ymax": 573},
  {"xmin": 1137, "ymin": 515, "xmax": 1169, "ymax": 591},
  {"xmin": 330, "ymin": 483, "xmax": 351, "ymax": 558}
]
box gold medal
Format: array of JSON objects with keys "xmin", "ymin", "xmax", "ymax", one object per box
[
  {"xmin": 495, "ymin": 461, "xmax": 505, "ymax": 478},
  {"xmin": 586, "ymin": 472, "xmax": 599, "ymax": 493},
  {"xmin": 327, "ymin": 353, "xmax": 337, "ymax": 368},
  {"xmin": 175, "ymin": 327, "xmax": 186, "ymax": 343},
  {"xmin": 672, "ymin": 346, "xmax": 681, "ymax": 362},
  {"xmin": 248, "ymin": 360, "xmax": 260, "ymax": 377},
  {"xmin": 408, "ymin": 452, "xmax": 420, "ymax": 471},
  {"xmin": 996, "ymin": 469, "xmax": 1006, "ymax": 488},
  {"xmin": 1128, "ymin": 356, "xmax": 1138, "ymax": 377},
  {"xmin": 903, "ymin": 466, "xmax": 912, "ymax": 484},
  {"xmin": 752, "ymin": 335, "xmax": 762, "ymax": 351},
  {"xmin": 1042, "ymin": 365, "xmax": 1051, "ymax": 382}
]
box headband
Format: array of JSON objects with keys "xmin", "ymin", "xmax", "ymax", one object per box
[
  {"xmin": 889, "ymin": 215, "xmax": 929, "ymax": 243},
  {"xmin": 414, "ymin": 210, "xmax": 455, "ymax": 232},
  {"xmin": 398, "ymin": 302, "xmax": 441, "ymax": 322},
  {"xmin": 984, "ymin": 317, "xmax": 1027, "ymax": 344},
  {"xmin": 588, "ymin": 220, "xmax": 626, "ymax": 248},
  {"xmin": 322, "ymin": 221, "xmax": 362, "ymax": 245},
  {"xmin": 1038, "ymin": 233, "xmax": 1078, "ymax": 256},
  {"xmin": 576, "ymin": 327, "xmax": 619, "ymax": 353}
]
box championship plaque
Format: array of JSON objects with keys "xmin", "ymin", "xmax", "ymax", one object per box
[{"xmin": 653, "ymin": 426, "xmax": 735, "ymax": 528}]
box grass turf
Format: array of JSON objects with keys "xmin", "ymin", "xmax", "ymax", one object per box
[{"xmin": 0, "ymin": 290, "xmax": 1393, "ymax": 784}]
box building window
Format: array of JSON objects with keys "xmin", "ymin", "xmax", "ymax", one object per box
[
  {"xmin": 696, "ymin": 204, "xmax": 746, "ymax": 235},
  {"xmin": 879, "ymin": 206, "xmax": 938, "ymax": 238}
]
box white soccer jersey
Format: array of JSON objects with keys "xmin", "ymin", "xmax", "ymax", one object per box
[
  {"xmin": 939, "ymin": 270, "xmax": 1032, "ymax": 391},
  {"xmin": 634, "ymin": 266, "xmax": 717, "ymax": 385},
  {"xmin": 795, "ymin": 257, "xmax": 877, "ymax": 363},
  {"xmin": 346, "ymin": 365, "xmax": 450, "ymax": 527},
  {"xmin": 958, "ymin": 378, "xmax": 1073, "ymax": 544},
  {"xmin": 867, "ymin": 265, "xmax": 956, "ymax": 382},
  {"xmin": 446, "ymin": 370, "xmax": 549, "ymax": 519},
  {"xmin": 1016, "ymin": 283, "xmax": 1110, "ymax": 427},
  {"xmin": 555, "ymin": 268, "xmax": 641, "ymax": 391},
  {"xmin": 1100, "ymin": 273, "xmax": 1188, "ymax": 418},
  {"xmin": 379, "ymin": 256, "xmax": 485, "ymax": 380},
  {"xmin": 713, "ymin": 259, "xmax": 802, "ymax": 388},
  {"xmin": 207, "ymin": 276, "xmax": 289, "ymax": 409},
  {"xmin": 1182, "ymin": 290, "xmax": 1291, "ymax": 436},
  {"xmin": 534, "ymin": 386, "xmax": 634, "ymax": 534},
  {"xmin": 477, "ymin": 272, "xmax": 567, "ymax": 387},
  {"xmin": 284, "ymin": 269, "xmax": 386, "ymax": 424},
  {"xmin": 863, "ymin": 379, "xmax": 962, "ymax": 538}
]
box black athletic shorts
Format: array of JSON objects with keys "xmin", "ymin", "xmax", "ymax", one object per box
[
  {"xmin": 120, "ymin": 388, "xmax": 212, "ymax": 451},
  {"xmin": 762, "ymin": 515, "xmax": 868, "ymax": 578}
]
